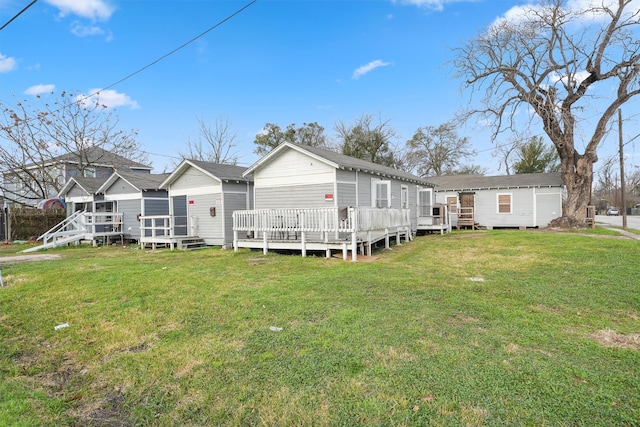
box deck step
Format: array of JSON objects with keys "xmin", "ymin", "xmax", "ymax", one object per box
[{"xmin": 176, "ymin": 237, "xmax": 207, "ymax": 251}]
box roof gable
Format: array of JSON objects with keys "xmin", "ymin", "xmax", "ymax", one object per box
[
  {"xmin": 160, "ymin": 159, "xmax": 251, "ymax": 189},
  {"xmin": 58, "ymin": 176, "xmax": 107, "ymax": 198},
  {"xmin": 244, "ymin": 142, "xmax": 433, "ymax": 186},
  {"xmin": 99, "ymin": 171, "xmax": 169, "ymax": 194}
]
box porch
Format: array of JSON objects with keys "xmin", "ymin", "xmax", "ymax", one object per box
[
  {"xmin": 417, "ymin": 203, "xmax": 451, "ymax": 234},
  {"xmin": 137, "ymin": 214, "xmax": 202, "ymax": 250},
  {"xmin": 232, "ymin": 207, "xmax": 412, "ymax": 261}
]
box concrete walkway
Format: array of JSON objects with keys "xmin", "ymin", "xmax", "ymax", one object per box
[{"xmin": 597, "ymin": 225, "xmax": 640, "ymax": 240}]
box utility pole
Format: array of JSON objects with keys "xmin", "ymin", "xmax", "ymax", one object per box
[{"xmin": 618, "ymin": 109, "xmax": 627, "ymax": 229}]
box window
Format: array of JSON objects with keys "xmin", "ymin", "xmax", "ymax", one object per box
[
  {"xmin": 418, "ymin": 189, "xmax": 432, "ymax": 216},
  {"xmin": 372, "ymin": 179, "xmax": 391, "ymax": 208},
  {"xmin": 447, "ymin": 196, "xmax": 458, "ymax": 214},
  {"xmin": 83, "ymin": 168, "xmax": 96, "ymax": 178},
  {"xmin": 401, "ymin": 185, "xmax": 409, "ymax": 209},
  {"xmin": 497, "ymin": 193, "xmax": 512, "ymax": 214}
]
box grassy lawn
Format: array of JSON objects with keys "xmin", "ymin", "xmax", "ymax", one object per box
[{"xmin": 1, "ymin": 230, "xmax": 638, "ymax": 426}]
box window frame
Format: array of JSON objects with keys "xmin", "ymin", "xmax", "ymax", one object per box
[
  {"xmin": 418, "ymin": 188, "xmax": 432, "ymax": 216},
  {"xmin": 371, "ymin": 179, "xmax": 391, "ymax": 208},
  {"xmin": 400, "ymin": 185, "xmax": 409, "ymax": 209},
  {"xmin": 497, "ymin": 193, "xmax": 513, "ymax": 214}
]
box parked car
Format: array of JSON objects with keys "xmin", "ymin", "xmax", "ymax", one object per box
[{"xmin": 606, "ymin": 207, "xmax": 619, "ymax": 216}]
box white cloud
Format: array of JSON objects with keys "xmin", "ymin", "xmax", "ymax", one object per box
[
  {"xmin": 45, "ymin": 0, "xmax": 115, "ymax": 21},
  {"xmin": 0, "ymin": 54, "xmax": 17, "ymax": 73},
  {"xmin": 71, "ymin": 22, "xmax": 105, "ymax": 37},
  {"xmin": 393, "ymin": 0, "xmax": 480, "ymax": 11},
  {"xmin": 24, "ymin": 84, "xmax": 56, "ymax": 96},
  {"xmin": 78, "ymin": 89, "xmax": 140, "ymax": 110},
  {"xmin": 549, "ymin": 70, "xmax": 592, "ymax": 86},
  {"xmin": 352, "ymin": 60, "xmax": 391, "ymax": 79},
  {"xmin": 492, "ymin": 0, "xmax": 640, "ymax": 29}
]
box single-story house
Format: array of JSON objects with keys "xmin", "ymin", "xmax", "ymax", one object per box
[
  {"xmin": 233, "ymin": 142, "xmax": 442, "ymax": 259},
  {"xmin": 96, "ymin": 171, "xmax": 170, "ymax": 241},
  {"xmin": 141, "ymin": 159, "xmax": 253, "ymax": 249},
  {"xmin": 426, "ymin": 172, "xmax": 565, "ymax": 229}
]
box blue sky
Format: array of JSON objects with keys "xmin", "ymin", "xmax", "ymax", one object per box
[{"xmin": 1, "ymin": 0, "xmax": 638, "ymax": 175}]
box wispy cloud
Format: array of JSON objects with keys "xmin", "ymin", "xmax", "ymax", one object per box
[
  {"xmin": 71, "ymin": 22, "xmax": 105, "ymax": 37},
  {"xmin": 352, "ymin": 60, "xmax": 391, "ymax": 80},
  {"xmin": 24, "ymin": 84, "xmax": 56, "ymax": 96},
  {"xmin": 45, "ymin": 0, "xmax": 115, "ymax": 21},
  {"xmin": 0, "ymin": 53, "xmax": 17, "ymax": 73},
  {"xmin": 78, "ymin": 89, "xmax": 140, "ymax": 110},
  {"xmin": 392, "ymin": 0, "xmax": 474, "ymax": 12}
]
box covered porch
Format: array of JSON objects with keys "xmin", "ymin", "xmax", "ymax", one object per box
[{"xmin": 232, "ymin": 207, "xmax": 412, "ymax": 261}]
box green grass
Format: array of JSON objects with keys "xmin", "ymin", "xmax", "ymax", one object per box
[{"xmin": 1, "ymin": 231, "xmax": 639, "ymax": 426}]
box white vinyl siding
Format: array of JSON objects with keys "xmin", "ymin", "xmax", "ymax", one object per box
[
  {"xmin": 255, "ymin": 149, "xmax": 335, "ymax": 188},
  {"xmin": 170, "ymin": 167, "xmax": 222, "ymax": 195}
]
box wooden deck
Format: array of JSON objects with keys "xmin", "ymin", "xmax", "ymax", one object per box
[{"xmin": 233, "ymin": 207, "xmax": 412, "ymax": 261}]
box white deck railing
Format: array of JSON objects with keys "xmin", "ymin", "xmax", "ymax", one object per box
[
  {"xmin": 232, "ymin": 207, "xmax": 412, "ymax": 260},
  {"xmin": 138, "ymin": 215, "xmax": 189, "ymax": 240}
]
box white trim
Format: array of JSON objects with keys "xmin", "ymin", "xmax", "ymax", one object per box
[{"xmin": 371, "ymin": 178, "xmax": 391, "ymax": 208}]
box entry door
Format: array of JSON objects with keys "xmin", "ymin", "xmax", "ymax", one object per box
[
  {"xmin": 459, "ymin": 193, "xmax": 475, "ymax": 225},
  {"xmin": 173, "ymin": 195, "xmax": 188, "ymax": 236}
]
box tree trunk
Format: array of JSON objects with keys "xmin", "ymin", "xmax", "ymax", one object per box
[{"xmin": 561, "ymin": 153, "xmax": 595, "ymax": 222}]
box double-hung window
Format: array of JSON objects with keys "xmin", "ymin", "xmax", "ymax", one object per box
[{"xmin": 372, "ymin": 179, "xmax": 391, "ymax": 208}]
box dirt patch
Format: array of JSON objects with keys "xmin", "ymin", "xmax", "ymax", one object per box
[
  {"xmin": 590, "ymin": 329, "xmax": 640, "ymax": 350},
  {"xmin": 0, "ymin": 254, "xmax": 61, "ymax": 264},
  {"xmin": 548, "ymin": 216, "xmax": 589, "ymax": 229}
]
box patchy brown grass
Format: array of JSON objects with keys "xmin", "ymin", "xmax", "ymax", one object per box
[{"xmin": 590, "ymin": 329, "xmax": 640, "ymax": 350}]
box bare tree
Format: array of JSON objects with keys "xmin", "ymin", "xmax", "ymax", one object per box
[
  {"xmin": 0, "ymin": 91, "xmax": 145, "ymax": 205},
  {"xmin": 179, "ymin": 116, "xmax": 241, "ymax": 165},
  {"xmin": 405, "ymin": 122, "xmax": 478, "ymax": 176},
  {"xmin": 454, "ymin": 0, "xmax": 640, "ymax": 222},
  {"xmin": 334, "ymin": 114, "xmax": 400, "ymax": 167}
]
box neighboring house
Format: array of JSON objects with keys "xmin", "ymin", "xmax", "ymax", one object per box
[
  {"xmin": 140, "ymin": 159, "xmax": 253, "ymax": 249},
  {"xmin": 426, "ymin": 172, "xmax": 565, "ymax": 229},
  {"xmin": 233, "ymin": 142, "xmax": 439, "ymax": 259},
  {"xmin": 96, "ymin": 171, "xmax": 170, "ymax": 242},
  {"xmin": 2, "ymin": 146, "xmax": 151, "ymax": 206}
]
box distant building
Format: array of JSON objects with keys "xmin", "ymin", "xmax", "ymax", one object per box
[{"xmin": 1, "ymin": 146, "xmax": 152, "ymax": 206}]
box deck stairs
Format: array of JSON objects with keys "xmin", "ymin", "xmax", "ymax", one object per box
[
  {"xmin": 22, "ymin": 210, "xmax": 87, "ymax": 253},
  {"xmin": 176, "ymin": 237, "xmax": 207, "ymax": 250}
]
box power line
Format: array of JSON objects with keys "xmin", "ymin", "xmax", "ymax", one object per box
[
  {"xmin": 95, "ymin": 0, "xmax": 257, "ymax": 96},
  {"xmin": 0, "ymin": 0, "xmax": 38, "ymax": 32}
]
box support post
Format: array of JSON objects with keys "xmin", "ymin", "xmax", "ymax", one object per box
[{"xmin": 385, "ymin": 228, "xmax": 390, "ymax": 249}]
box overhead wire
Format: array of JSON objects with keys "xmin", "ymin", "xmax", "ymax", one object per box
[{"xmin": 0, "ymin": 0, "xmax": 38, "ymax": 32}]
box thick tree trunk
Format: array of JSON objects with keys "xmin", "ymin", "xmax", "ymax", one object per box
[{"xmin": 560, "ymin": 153, "xmax": 595, "ymax": 222}]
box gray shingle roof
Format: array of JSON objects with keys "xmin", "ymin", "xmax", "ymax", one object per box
[
  {"xmin": 108, "ymin": 171, "xmax": 170, "ymax": 191},
  {"xmin": 55, "ymin": 146, "xmax": 151, "ymax": 171},
  {"xmin": 187, "ymin": 159, "xmax": 252, "ymax": 182},
  {"xmin": 425, "ymin": 172, "xmax": 565, "ymax": 191},
  {"xmin": 247, "ymin": 143, "xmax": 432, "ymax": 186}
]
